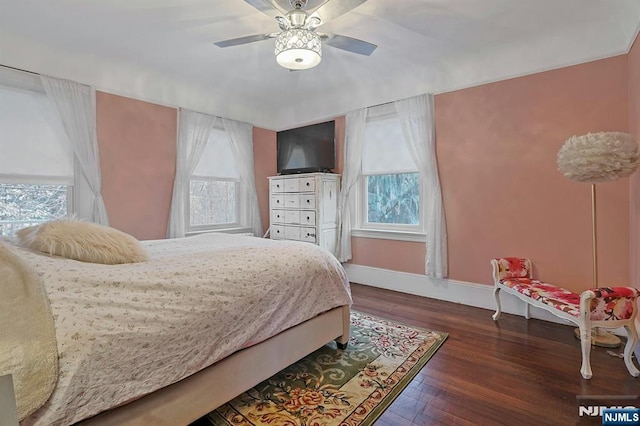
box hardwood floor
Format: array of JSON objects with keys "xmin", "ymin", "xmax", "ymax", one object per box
[{"xmin": 350, "ymin": 283, "xmax": 640, "ymax": 426}]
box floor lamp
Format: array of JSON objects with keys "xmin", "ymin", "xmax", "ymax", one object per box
[{"xmin": 557, "ymin": 131, "xmax": 639, "ymax": 348}]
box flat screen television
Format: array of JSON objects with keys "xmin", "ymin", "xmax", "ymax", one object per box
[{"xmin": 277, "ymin": 120, "xmax": 335, "ymax": 175}]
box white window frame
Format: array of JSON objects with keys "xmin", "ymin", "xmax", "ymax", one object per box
[
  {"xmin": 0, "ymin": 68, "xmax": 76, "ymax": 233},
  {"xmin": 184, "ymin": 124, "xmax": 251, "ymax": 235},
  {"xmin": 352, "ymin": 107, "xmax": 426, "ymax": 243},
  {"xmin": 185, "ymin": 175, "xmax": 249, "ymax": 234},
  {"xmin": 0, "ymin": 174, "xmax": 75, "ymax": 236}
]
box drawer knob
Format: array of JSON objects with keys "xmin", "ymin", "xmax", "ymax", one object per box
[
  {"xmin": 277, "ymin": 200, "xmax": 280, "ymax": 203},
  {"xmin": 307, "ymin": 216, "xmax": 310, "ymax": 220},
  {"xmin": 277, "ymin": 184, "xmax": 280, "ymax": 187},
  {"xmin": 277, "ymin": 230, "xmax": 280, "ymax": 233},
  {"xmin": 306, "ymin": 182, "xmax": 310, "ymax": 186},
  {"xmin": 306, "ymin": 199, "xmax": 310, "ymax": 203}
]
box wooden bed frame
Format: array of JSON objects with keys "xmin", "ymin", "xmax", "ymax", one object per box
[{"xmin": 78, "ymin": 305, "xmax": 351, "ymax": 425}]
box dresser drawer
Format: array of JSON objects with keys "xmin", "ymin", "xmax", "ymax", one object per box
[
  {"xmin": 270, "ymin": 179, "xmax": 285, "ymax": 193},
  {"xmin": 271, "ymin": 195, "xmax": 285, "ymax": 208},
  {"xmin": 284, "ymin": 178, "xmax": 300, "ymax": 192},
  {"xmin": 300, "ymin": 194, "xmax": 316, "ymax": 209},
  {"xmin": 271, "ymin": 209, "xmax": 285, "ymax": 224},
  {"xmin": 284, "ymin": 194, "xmax": 316, "ymax": 209},
  {"xmin": 301, "ymin": 227, "xmax": 317, "ymax": 243},
  {"xmin": 273, "ymin": 177, "xmax": 316, "ymax": 192},
  {"xmin": 271, "ymin": 224, "xmax": 285, "ymax": 239},
  {"xmin": 283, "ymin": 226, "xmax": 301, "ymax": 241},
  {"xmin": 299, "ymin": 177, "xmax": 316, "ymax": 192},
  {"xmin": 300, "ymin": 211, "xmax": 316, "ymax": 226},
  {"xmin": 284, "ymin": 209, "xmax": 300, "ymax": 224}
]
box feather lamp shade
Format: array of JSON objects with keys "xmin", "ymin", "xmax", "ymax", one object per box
[{"xmin": 557, "ymin": 132, "xmax": 639, "ymax": 183}]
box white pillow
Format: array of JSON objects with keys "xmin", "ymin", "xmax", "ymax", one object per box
[{"xmin": 16, "ymin": 220, "xmax": 148, "ymax": 264}]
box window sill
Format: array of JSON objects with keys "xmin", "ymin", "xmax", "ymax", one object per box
[{"xmin": 351, "ymin": 228, "xmax": 426, "ymax": 243}]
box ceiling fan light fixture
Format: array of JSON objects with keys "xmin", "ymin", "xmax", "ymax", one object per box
[{"xmin": 275, "ymin": 29, "xmax": 322, "ymax": 70}]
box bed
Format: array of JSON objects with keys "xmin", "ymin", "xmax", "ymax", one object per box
[{"xmin": 0, "ymin": 231, "xmax": 352, "ymax": 426}]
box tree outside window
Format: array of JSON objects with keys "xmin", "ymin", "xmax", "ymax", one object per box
[
  {"xmin": 189, "ymin": 179, "xmax": 237, "ymax": 226},
  {"xmin": 0, "ymin": 183, "xmax": 69, "ymax": 236},
  {"xmin": 366, "ymin": 172, "xmax": 419, "ymax": 225}
]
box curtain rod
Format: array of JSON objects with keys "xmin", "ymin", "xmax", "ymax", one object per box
[{"xmin": 0, "ymin": 64, "xmax": 39, "ymax": 75}]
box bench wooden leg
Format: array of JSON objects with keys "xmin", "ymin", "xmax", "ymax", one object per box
[
  {"xmin": 492, "ymin": 286, "xmax": 502, "ymax": 321},
  {"xmin": 579, "ymin": 324, "xmax": 593, "ymax": 379},
  {"xmin": 623, "ymin": 321, "xmax": 640, "ymax": 377}
]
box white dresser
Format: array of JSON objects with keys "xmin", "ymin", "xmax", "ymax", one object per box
[{"xmin": 268, "ymin": 173, "xmax": 340, "ymax": 255}]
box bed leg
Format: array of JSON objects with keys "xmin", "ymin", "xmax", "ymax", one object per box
[
  {"xmin": 335, "ymin": 305, "xmax": 351, "ymax": 350},
  {"xmin": 336, "ymin": 341, "xmax": 348, "ymax": 350}
]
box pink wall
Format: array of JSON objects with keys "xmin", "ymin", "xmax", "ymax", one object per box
[
  {"xmin": 629, "ymin": 35, "xmax": 640, "ymax": 286},
  {"xmin": 253, "ymin": 127, "xmax": 277, "ymax": 235},
  {"xmin": 351, "ymin": 239, "xmax": 425, "ymax": 274},
  {"xmin": 345, "ymin": 56, "xmax": 630, "ymax": 293},
  {"xmin": 97, "ymin": 92, "xmax": 177, "ymax": 240},
  {"xmin": 436, "ymin": 56, "xmax": 629, "ymax": 292}
]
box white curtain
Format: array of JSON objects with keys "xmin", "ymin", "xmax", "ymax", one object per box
[
  {"xmin": 395, "ymin": 94, "xmax": 448, "ymax": 278},
  {"xmin": 336, "ymin": 108, "xmax": 367, "ymax": 262},
  {"xmin": 40, "ymin": 75, "xmax": 108, "ymax": 225},
  {"xmin": 167, "ymin": 109, "xmax": 217, "ymax": 238},
  {"xmin": 222, "ymin": 118, "xmax": 263, "ymax": 236}
]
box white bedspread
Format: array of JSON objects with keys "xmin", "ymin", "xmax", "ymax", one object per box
[{"xmin": 7, "ymin": 233, "xmax": 351, "ymax": 426}]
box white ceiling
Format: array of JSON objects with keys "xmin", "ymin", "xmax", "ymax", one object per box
[{"xmin": 1, "ymin": 0, "xmax": 639, "ymax": 130}]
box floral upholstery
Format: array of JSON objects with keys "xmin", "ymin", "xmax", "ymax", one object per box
[
  {"xmin": 500, "ymin": 278, "xmax": 581, "ymax": 316},
  {"xmin": 500, "ymin": 278, "xmax": 639, "ymax": 321},
  {"xmin": 494, "ymin": 257, "xmax": 532, "ymax": 280},
  {"xmin": 492, "ymin": 256, "xmax": 640, "ymax": 380},
  {"xmin": 585, "ymin": 287, "xmax": 639, "ymax": 321}
]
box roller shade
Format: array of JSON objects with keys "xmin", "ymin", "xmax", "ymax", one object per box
[
  {"xmin": 362, "ymin": 103, "xmax": 417, "ymax": 175},
  {"xmin": 0, "ymin": 73, "xmax": 73, "ymax": 184},
  {"xmin": 192, "ymin": 127, "xmax": 240, "ymax": 179}
]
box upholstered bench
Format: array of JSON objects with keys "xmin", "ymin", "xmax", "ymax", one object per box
[{"xmin": 490, "ymin": 257, "xmax": 640, "ymax": 379}]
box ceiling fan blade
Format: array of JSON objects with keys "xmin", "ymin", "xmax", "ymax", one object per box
[
  {"xmin": 323, "ymin": 34, "xmax": 376, "ymax": 56},
  {"xmin": 244, "ymin": 0, "xmax": 287, "ymax": 18},
  {"xmin": 313, "ymin": 0, "xmax": 368, "ymax": 24},
  {"xmin": 214, "ymin": 34, "xmax": 274, "ymax": 48}
]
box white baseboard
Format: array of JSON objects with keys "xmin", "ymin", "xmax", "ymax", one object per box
[{"xmin": 343, "ymin": 264, "xmax": 635, "ymax": 337}]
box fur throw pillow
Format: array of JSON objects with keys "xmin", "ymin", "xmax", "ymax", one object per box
[{"xmin": 16, "ymin": 220, "xmax": 148, "ymax": 264}]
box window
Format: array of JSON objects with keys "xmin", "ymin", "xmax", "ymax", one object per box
[
  {"xmin": 186, "ymin": 127, "xmax": 246, "ymax": 233},
  {"xmin": 355, "ymin": 104, "xmax": 424, "ymax": 240},
  {"xmin": 366, "ymin": 173, "xmax": 420, "ymax": 225},
  {"xmin": 0, "ymin": 69, "xmax": 74, "ymax": 236},
  {"xmin": 0, "ymin": 183, "xmax": 71, "ymax": 236},
  {"xmin": 189, "ymin": 180, "xmax": 237, "ymax": 226}
]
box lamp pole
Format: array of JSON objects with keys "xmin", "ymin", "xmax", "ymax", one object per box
[
  {"xmin": 588, "ymin": 183, "xmax": 622, "ymax": 347},
  {"xmin": 558, "ymin": 132, "xmax": 638, "ymax": 348},
  {"xmin": 591, "ymin": 183, "xmax": 598, "ymax": 288}
]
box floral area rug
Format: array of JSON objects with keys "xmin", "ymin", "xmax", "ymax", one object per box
[{"xmin": 194, "ymin": 311, "xmax": 447, "ymax": 426}]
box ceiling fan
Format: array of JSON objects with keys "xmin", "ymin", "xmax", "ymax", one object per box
[{"xmin": 214, "ymin": 0, "xmax": 376, "ymax": 70}]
